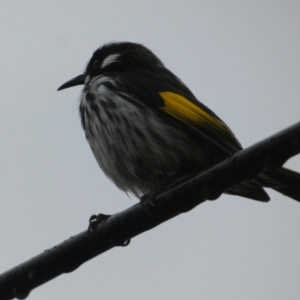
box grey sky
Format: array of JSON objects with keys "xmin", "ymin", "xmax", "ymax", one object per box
[{"xmin": 1, "ymin": 1, "xmax": 300, "ymax": 299}]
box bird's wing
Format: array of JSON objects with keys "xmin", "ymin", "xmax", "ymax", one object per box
[{"xmin": 118, "ymin": 68, "xmax": 242, "ymax": 155}]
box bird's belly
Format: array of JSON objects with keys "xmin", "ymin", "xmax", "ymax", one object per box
[{"xmin": 80, "ymin": 86, "xmax": 206, "ymax": 196}]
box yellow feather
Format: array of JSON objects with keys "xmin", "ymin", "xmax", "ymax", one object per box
[{"xmin": 159, "ymin": 91, "xmax": 230, "ymax": 134}]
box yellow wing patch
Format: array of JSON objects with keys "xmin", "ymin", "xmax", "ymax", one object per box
[{"xmin": 159, "ymin": 91, "xmax": 232, "ymax": 135}]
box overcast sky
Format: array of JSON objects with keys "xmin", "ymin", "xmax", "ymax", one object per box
[{"xmin": 1, "ymin": 1, "xmax": 300, "ymax": 300}]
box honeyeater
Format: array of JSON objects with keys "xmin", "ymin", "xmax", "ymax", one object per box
[{"xmin": 58, "ymin": 42, "xmax": 300, "ymax": 203}]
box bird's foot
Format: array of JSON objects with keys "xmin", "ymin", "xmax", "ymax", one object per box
[
  {"xmin": 140, "ymin": 190, "xmax": 159, "ymax": 207},
  {"xmin": 88, "ymin": 213, "xmax": 111, "ymax": 231},
  {"xmin": 140, "ymin": 183, "xmax": 167, "ymax": 216}
]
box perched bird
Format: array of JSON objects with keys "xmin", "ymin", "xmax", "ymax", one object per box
[{"xmin": 58, "ymin": 42, "xmax": 300, "ymax": 202}]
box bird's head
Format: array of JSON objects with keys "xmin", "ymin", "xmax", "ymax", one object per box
[{"xmin": 57, "ymin": 42, "xmax": 163, "ymax": 91}]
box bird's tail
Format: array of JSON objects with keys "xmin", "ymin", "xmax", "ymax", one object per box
[
  {"xmin": 257, "ymin": 167, "xmax": 300, "ymax": 202},
  {"xmin": 225, "ymin": 167, "xmax": 300, "ymax": 202}
]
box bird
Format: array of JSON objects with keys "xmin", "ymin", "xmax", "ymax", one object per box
[{"xmin": 58, "ymin": 41, "xmax": 300, "ymax": 203}]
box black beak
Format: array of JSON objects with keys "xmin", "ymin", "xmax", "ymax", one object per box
[{"xmin": 57, "ymin": 74, "xmax": 85, "ymax": 91}]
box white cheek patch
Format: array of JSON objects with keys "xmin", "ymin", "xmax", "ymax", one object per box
[{"xmin": 101, "ymin": 54, "xmax": 121, "ymax": 69}]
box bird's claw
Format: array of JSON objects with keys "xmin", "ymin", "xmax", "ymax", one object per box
[
  {"xmin": 140, "ymin": 191, "xmax": 158, "ymax": 207},
  {"xmin": 88, "ymin": 213, "xmax": 111, "ymax": 231}
]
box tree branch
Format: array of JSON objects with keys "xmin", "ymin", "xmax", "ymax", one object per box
[{"xmin": 1, "ymin": 121, "xmax": 300, "ymax": 300}]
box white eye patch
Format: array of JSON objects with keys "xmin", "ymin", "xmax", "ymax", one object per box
[{"xmin": 101, "ymin": 54, "xmax": 121, "ymax": 69}]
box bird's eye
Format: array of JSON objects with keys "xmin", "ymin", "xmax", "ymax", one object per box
[{"xmin": 93, "ymin": 60, "xmax": 99, "ymax": 70}]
